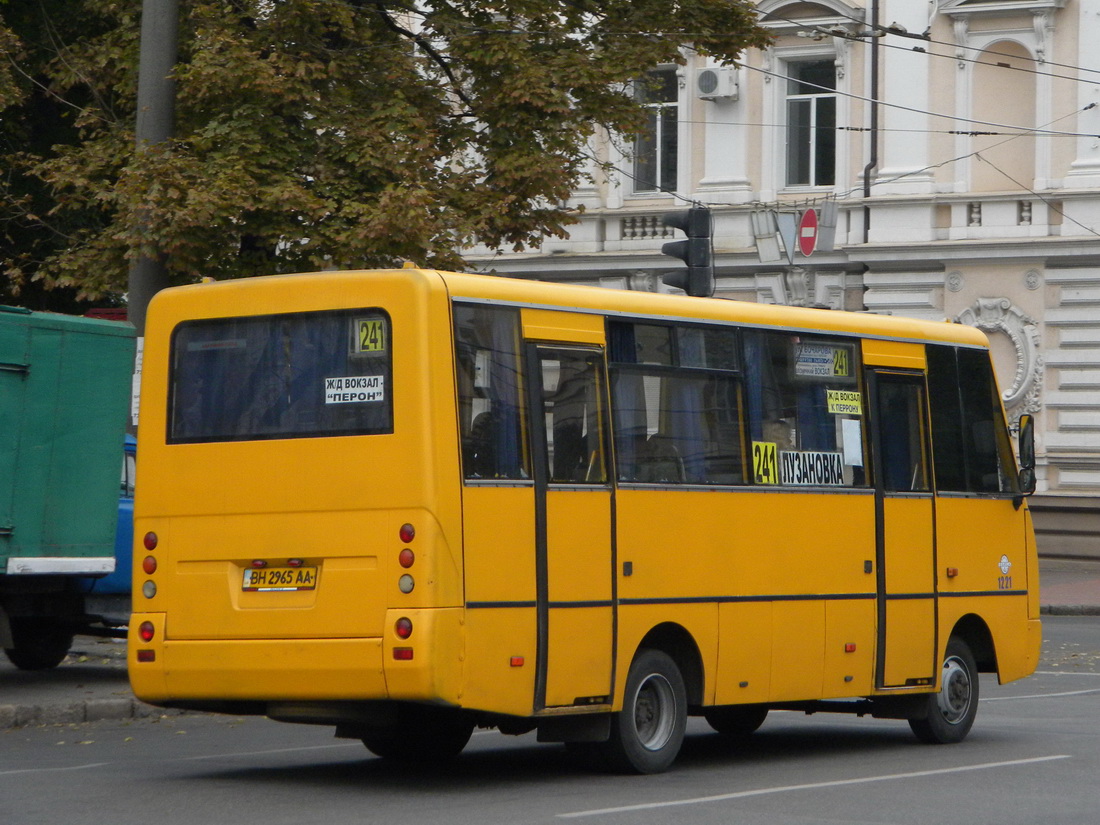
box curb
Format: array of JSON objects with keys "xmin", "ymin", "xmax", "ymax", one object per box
[
  {"xmin": 1041, "ymin": 604, "xmax": 1100, "ymax": 616},
  {"xmin": 0, "ymin": 698, "xmax": 183, "ymax": 731}
]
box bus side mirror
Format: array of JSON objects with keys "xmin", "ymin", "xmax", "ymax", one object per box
[{"xmin": 1017, "ymin": 414, "xmax": 1036, "ymax": 497}]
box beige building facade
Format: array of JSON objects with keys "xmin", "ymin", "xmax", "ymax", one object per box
[{"xmin": 466, "ymin": 0, "xmax": 1100, "ymax": 557}]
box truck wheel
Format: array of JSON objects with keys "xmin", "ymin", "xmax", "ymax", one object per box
[
  {"xmin": 601, "ymin": 649, "xmax": 687, "ymax": 774},
  {"xmin": 909, "ymin": 637, "xmax": 979, "ymax": 744},
  {"xmin": 4, "ymin": 622, "xmax": 74, "ymax": 670}
]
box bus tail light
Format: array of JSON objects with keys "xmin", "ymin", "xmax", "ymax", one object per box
[
  {"xmin": 143, "ymin": 532, "xmax": 158, "ymax": 551},
  {"xmin": 399, "ymin": 523, "xmax": 415, "ymax": 543},
  {"xmin": 398, "ymin": 548, "xmax": 415, "ymax": 568},
  {"xmin": 394, "ymin": 617, "xmax": 413, "ymax": 639},
  {"xmin": 142, "ymin": 555, "xmax": 157, "ymax": 575},
  {"xmin": 393, "ymin": 647, "xmax": 413, "ymax": 660},
  {"xmin": 398, "ymin": 574, "xmax": 414, "ymax": 593},
  {"xmin": 138, "ymin": 621, "xmax": 155, "ymax": 642}
]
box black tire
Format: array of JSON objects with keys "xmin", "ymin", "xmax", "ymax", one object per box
[
  {"xmin": 909, "ymin": 637, "xmax": 979, "ymax": 745},
  {"xmin": 704, "ymin": 704, "xmax": 768, "ymax": 739},
  {"xmin": 3, "ymin": 622, "xmax": 73, "ymax": 671},
  {"xmin": 361, "ymin": 707, "xmax": 474, "ymax": 763},
  {"xmin": 601, "ymin": 649, "xmax": 687, "ymax": 774}
]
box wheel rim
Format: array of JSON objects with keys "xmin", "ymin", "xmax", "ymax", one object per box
[
  {"xmin": 936, "ymin": 655, "xmax": 973, "ymax": 725},
  {"xmin": 632, "ymin": 673, "xmax": 677, "ymax": 751}
]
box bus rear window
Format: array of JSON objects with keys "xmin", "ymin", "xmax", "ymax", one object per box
[{"xmin": 168, "ymin": 309, "xmax": 393, "ymax": 443}]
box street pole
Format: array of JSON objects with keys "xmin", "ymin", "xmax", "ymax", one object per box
[
  {"xmin": 862, "ymin": 0, "xmax": 880, "ymax": 244},
  {"xmin": 127, "ymin": 0, "xmax": 179, "ymax": 336}
]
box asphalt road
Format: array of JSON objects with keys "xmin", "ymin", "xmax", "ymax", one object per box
[{"xmin": 1, "ymin": 616, "xmax": 1097, "ymax": 825}]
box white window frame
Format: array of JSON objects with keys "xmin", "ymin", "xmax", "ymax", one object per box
[
  {"xmin": 784, "ymin": 58, "xmax": 838, "ymax": 188},
  {"xmin": 629, "ymin": 65, "xmax": 685, "ymax": 197}
]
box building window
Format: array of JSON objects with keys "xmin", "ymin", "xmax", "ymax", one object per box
[
  {"xmin": 633, "ymin": 68, "xmax": 679, "ymax": 194},
  {"xmin": 785, "ymin": 60, "xmax": 836, "ymax": 187}
]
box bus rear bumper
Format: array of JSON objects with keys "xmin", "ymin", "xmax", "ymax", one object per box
[
  {"xmin": 129, "ymin": 631, "xmax": 386, "ymax": 704},
  {"xmin": 128, "ymin": 607, "xmax": 466, "ymax": 707}
]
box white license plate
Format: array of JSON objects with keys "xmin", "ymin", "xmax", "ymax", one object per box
[{"xmin": 242, "ymin": 566, "xmax": 317, "ymax": 592}]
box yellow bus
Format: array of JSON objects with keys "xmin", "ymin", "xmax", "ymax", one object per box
[{"xmin": 129, "ymin": 268, "xmax": 1040, "ymax": 773}]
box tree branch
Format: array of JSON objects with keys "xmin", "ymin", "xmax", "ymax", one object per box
[{"xmin": 372, "ymin": 3, "xmax": 476, "ymax": 112}]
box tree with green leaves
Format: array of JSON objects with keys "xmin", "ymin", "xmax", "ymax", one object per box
[{"xmin": 1, "ymin": 0, "xmax": 768, "ymax": 306}]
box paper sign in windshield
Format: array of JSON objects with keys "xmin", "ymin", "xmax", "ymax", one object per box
[
  {"xmin": 781, "ymin": 450, "xmax": 845, "ymax": 485},
  {"xmin": 325, "ymin": 375, "xmax": 384, "ymax": 404}
]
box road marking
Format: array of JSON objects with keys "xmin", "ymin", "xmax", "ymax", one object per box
[
  {"xmin": 557, "ymin": 755, "xmax": 1072, "ymax": 819},
  {"xmin": 0, "ymin": 762, "xmax": 111, "ymax": 778},
  {"xmin": 182, "ymin": 743, "xmax": 361, "ymax": 761},
  {"xmin": 1034, "ymin": 670, "xmax": 1100, "ymax": 677},
  {"xmin": 984, "ymin": 687, "xmax": 1100, "ymax": 701}
]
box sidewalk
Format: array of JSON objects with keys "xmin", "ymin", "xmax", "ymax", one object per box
[{"xmin": 3, "ymin": 558, "xmax": 1099, "ymax": 731}]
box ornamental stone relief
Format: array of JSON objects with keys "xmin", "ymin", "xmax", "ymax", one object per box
[{"xmin": 955, "ymin": 297, "xmax": 1043, "ymax": 422}]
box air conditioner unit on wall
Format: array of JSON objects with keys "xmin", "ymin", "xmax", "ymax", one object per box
[{"xmin": 696, "ymin": 66, "xmax": 739, "ymax": 101}]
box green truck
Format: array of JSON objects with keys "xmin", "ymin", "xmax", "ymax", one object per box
[{"xmin": 0, "ymin": 306, "xmax": 135, "ymax": 669}]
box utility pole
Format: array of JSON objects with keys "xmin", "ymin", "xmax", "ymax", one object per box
[
  {"xmin": 862, "ymin": 0, "xmax": 880, "ymax": 244},
  {"xmin": 127, "ymin": 0, "xmax": 179, "ymax": 336}
]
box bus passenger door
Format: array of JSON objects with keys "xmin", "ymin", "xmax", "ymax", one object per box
[
  {"xmin": 525, "ymin": 345, "xmax": 615, "ymax": 710},
  {"xmin": 868, "ymin": 370, "xmax": 937, "ymax": 689}
]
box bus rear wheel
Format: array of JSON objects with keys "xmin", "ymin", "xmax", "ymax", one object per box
[
  {"xmin": 360, "ymin": 707, "xmax": 474, "ymax": 763},
  {"xmin": 602, "ymin": 649, "xmax": 687, "ymax": 774},
  {"xmin": 909, "ymin": 637, "xmax": 979, "ymax": 745}
]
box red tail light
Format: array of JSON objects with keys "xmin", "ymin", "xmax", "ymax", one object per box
[
  {"xmin": 138, "ymin": 621, "xmax": 155, "ymax": 642},
  {"xmin": 394, "ymin": 617, "xmax": 413, "ymax": 639},
  {"xmin": 399, "ymin": 523, "xmax": 415, "ymax": 543},
  {"xmin": 143, "ymin": 532, "xmax": 158, "ymax": 551}
]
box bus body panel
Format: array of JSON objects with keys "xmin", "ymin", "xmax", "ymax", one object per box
[
  {"xmin": 462, "ymin": 607, "xmax": 538, "ymax": 716},
  {"xmin": 544, "ymin": 488, "xmax": 614, "ymax": 707},
  {"xmin": 822, "ymin": 599, "xmax": 876, "ymax": 697},
  {"xmin": 715, "ymin": 602, "xmax": 773, "ymax": 704},
  {"xmin": 880, "ymin": 496, "xmax": 937, "ymax": 687},
  {"xmin": 461, "ymin": 484, "xmax": 539, "ymax": 716}
]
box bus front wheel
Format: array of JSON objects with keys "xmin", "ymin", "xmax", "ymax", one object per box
[
  {"xmin": 603, "ymin": 649, "xmax": 687, "ymax": 774},
  {"xmin": 909, "ymin": 637, "xmax": 979, "ymax": 745}
]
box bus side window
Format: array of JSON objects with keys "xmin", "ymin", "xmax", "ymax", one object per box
[
  {"xmin": 876, "ymin": 376, "xmax": 930, "ymax": 493},
  {"xmin": 454, "ymin": 305, "xmax": 530, "ymax": 481},
  {"xmin": 744, "ymin": 331, "xmax": 867, "ymax": 487},
  {"xmin": 927, "ymin": 345, "xmax": 1018, "ymax": 494},
  {"xmin": 609, "ymin": 321, "xmax": 744, "ymax": 486},
  {"xmin": 538, "ymin": 350, "xmax": 608, "ymax": 485}
]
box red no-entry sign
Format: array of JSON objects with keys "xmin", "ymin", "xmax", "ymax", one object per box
[{"xmin": 798, "ymin": 208, "xmax": 818, "ymax": 257}]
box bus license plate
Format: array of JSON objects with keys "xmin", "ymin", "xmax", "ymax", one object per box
[{"xmin": 242, "ymin": 566, "xmax": 318, "ymax": 592}]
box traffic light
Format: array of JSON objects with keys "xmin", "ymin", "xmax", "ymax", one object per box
[{"xmin": 660, "ymin": 206, "xmax": 714, "ymax": 297}]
